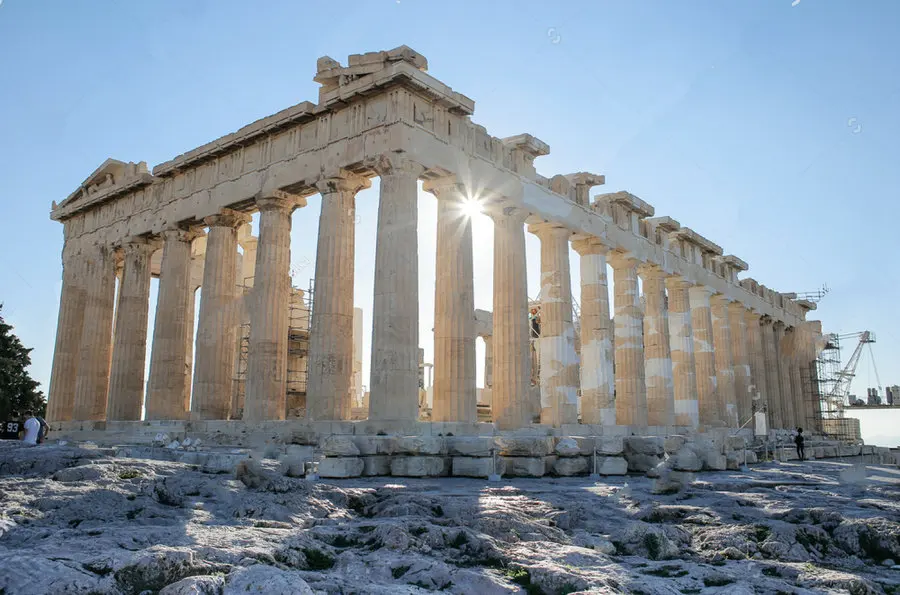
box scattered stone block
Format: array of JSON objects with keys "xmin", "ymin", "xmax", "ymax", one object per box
[
  {"xmin": 625, "ymin": 436, "xmax": 664, "ymax": 456},
  {"xmin": 362, "ymin": 455, "xmax": 392, "ymax": 476},
  {"xmin": 596, "ymin": 456, "xmax": 628, "ymax": 476},
  {"xmin": 671, "ymin": 448, "xmax": 703, "ymax": 472},
  {"xmin": 319, "ymin": 436, "xmax": 360, "ymax": 457},
  {"xmin": 501, "ymin": 456, "xmax": 546, "ymax": 477},
  {"xmin": 353, "ymin": 436, "xmax": 397, "ymax": 456},
  {"xmin": 704, "ymin": 453, "xmax": 727, "ymax": 471},
  {"xmin": 318, "ymin": 457, "xmax": 363, "ymax": 478},
  {"xmin": 395, "ymin": 436, "xmax": 446, "ymax": 456},
  {"xmin": 554, "ymin": 437, "xmax": 582, "ymax": 457},
  {"xmin": 447, "ymin": 436, "xmax": 494, "ymax": 457},
  {"xmin": 664, "ymin": 435, "xmax": 686, "ymax": 454},
  {"xmin": 496, "ymin": 436, "xmax": 554, "ymax": 457},
  {"xmin": 452, "ymin": 457, "xmax": 500, "ymax": 478},
  {"xmin": 552, "ymin": 456, "xmax": 589, "ymax": 476},
  {"xmin": 390, "ymin": 456, "xmax": 449, "ymax": 477},
  {"xmin": 595, "ymin": 435, "xmax": 624, "ymax": 455}
]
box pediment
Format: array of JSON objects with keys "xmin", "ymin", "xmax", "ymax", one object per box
[{"xmin": 53, "ymin": 158, "xmax": 151, "ymax": 216}]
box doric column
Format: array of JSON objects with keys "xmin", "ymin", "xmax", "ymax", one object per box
[
  {"xmin": 47, "ymin": 249, "xmax": 87, "ymax": 423},
  {"xmin": 191, "ymin": 210, "xmax": 249, "ymax": 420},
  {"xmin": 107, "ymin": 237, "xmax": 159, "ymax": 421},
  {"xmin": 609, "ymin": 253, "xmax": 647, "ymax": 427},
  {"xmin": 483, "ymin": 336, "xmax": 493, "ymax": 389},
  {"xmin": 639, "ymin": 264, "xmax": 674, "ymax": 427},
  {"xmin": 710, "ymin": 295, "xmax": 738, "ymax": 427},
  {"xmin": 789, "ymin": 335, "xmax": 805, "ymax": 430},
  {"xmin": 72, "ymin": 244, "xmax": 117, "ymax": 421},
  {"xmin": 796, "ymin": 321, "xmax": 820, "ymax": 430},
  {"xmin": 572, "ymin": 238, "xmax": 615, "ymax": 426},
  {"xmin": 425, "ymin": 177, "xmax": 476, "ymax": 423},
  {"xmin": 244, "ymin": 191, "xmax": 303, "ymax": 421},
  {"xmin": 306, "ymin": 174, "xmax": 370, "ymax": 421},
  {"xmin": 146, "ymin": 228, "xmax": 202, "ymax": 420},
  {"xmin": 728, "ymin": 302, "xmax": 753, "ymax": 426},
  {"xmin": 531, "ymin": 223, "xmax": 578, "ymax": 427},
  {"xmin": 368, "ymin": 156, "xmax": 425, "ymax": 421},
  {"xmin": 761, "ymin": 317, "xmax": 783, "ymax": 428},
  {"xmin": 778, "ymin": 325, "xmax": 797, "ymax": 429},
  {"xmin": 744, "ymin": 310, "xmax": 767, "ymax": 415},
  {"xmin": 689, "ymin": 285, "xmax": 719, "ymax": 427},
  {"xmin": 491, "ymin": 205, "xmax": 532, "ymax": 429},
  {"xmin": 665, "ymin": 277, "xmax": 699, "ymax": 428}
]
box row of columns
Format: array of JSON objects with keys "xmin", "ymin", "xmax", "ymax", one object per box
[{"xmin": 48, "ymin": 155, "xmax": 812, "ymax": 431}]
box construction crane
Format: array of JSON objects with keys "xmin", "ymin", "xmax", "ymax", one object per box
[{"xmin": 826, "ymin": 331, "xmax": 879, "ymax": 415}]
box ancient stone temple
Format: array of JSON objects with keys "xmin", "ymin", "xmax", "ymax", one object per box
[{"xmin": 46, "ymin": 46, "xmax": 825, "ymax": 464}]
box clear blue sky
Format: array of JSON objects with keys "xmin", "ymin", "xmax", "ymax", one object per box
[{"xmin": 1, "ymin": 0, "xmax": 897, "ymax": 407}]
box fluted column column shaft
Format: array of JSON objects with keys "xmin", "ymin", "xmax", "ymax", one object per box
[
  {"xmin": 777, "ymin": 325, "xmax": 796, "ymax": 429},
  {"xmin": 728, "ymin": 302, "xmax": 753, "ymax": 426},
  {"xmin": 192, "ymin": 211, "xmax": 249, "ymax": 420},
  {"xmin": 491, "ymin": 206, "xmax": 532, "ymax": 429},
  {"xmin": 610, "ymin": 254, "xmax": 647, "ymax": 427},
  {"xmin": 788, "ymin": 333, "xmax": 804, "ymax": 431},
  {"xmin": 689, "ymin": 286, "xmax": 719, "ymax": 427},
  {"xmin": 573, "ymin": 239, "xmax": 615, "ymax": 426},
  {"xmin": 761, "ymin": 318, "xmax": 783, "ymax": 429},
  {"xmin": 108, "ymin": 238, "xmax": 158, "ymax": 421},
  {"xmin": 744, "ymin": 311, "xmax": 767, "ymax": 415},
  {"xmin": 665, "ymin": 278, "xmax": 699, "ymax": 428},
  {"xmin": 47, "ymin": 252, "xmax": 87, "ymax": 422},
  {"xmin": 146, "ymin": 229, "xmax": 200, "ymax": 420},
  {"xmin": 245, "ymin": 193, "xmax": 299, "ymax": 421},
  {"xmin": 427, "ymin": 179, "xmax": 476, "ymax": 423},
  {"xmin": 72, "ymin": 245, "xmax": 117, "ymax": 421},
  {"xmin": 483, "ymin": 336, "xmax": 493, "ymax": 388},
  {"xmin": 710, "ymin": 295, "xmax": 738, "ymax": 427},
  {"xmin": 306, "ymin": 175, "xmax": 369, "ymax": 421},
  {"xmin": 369, "ymin": 157, "xmax": 425, "ymax": 421},
  {"xmin": 640, "ymin": 265, "xmax": 674, "ymax": 427},
  {"xmin": 533, "ymin": 224, "xmax": 578, "ymax": 427}
]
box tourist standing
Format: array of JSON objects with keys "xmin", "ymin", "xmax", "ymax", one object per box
[
  {"xmin": 794, "ymin": 427, "xmax": 805, "ymax": 461},
  {"xmin": 21, "ymin": 411, "xmax": 40, "ymax": 446}
]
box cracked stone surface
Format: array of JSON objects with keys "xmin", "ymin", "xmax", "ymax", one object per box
[{"xmin": 1, "ymin": 441, "xmax": 899, "ymax": 594}]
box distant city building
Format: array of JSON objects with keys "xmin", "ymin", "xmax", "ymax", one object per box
[
  {"xmin": 887, "ymin": 385, "xmax": 900, "ymax": 406},
  {"xmin": 867, "ymin": 388, "xmax": 882, "ymax": 406}
]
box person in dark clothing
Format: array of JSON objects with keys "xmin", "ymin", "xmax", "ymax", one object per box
[{"xmin": 794, "ymin": 427, "xmax": 805, "ymax": 461}]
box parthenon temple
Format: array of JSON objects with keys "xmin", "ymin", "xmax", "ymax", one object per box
[{"xmin": 46, "ymin": 46, "xmax": 825, "ymax": 454}]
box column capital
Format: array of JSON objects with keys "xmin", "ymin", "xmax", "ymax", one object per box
[
  {"xmin": 255, "ymin": 189, "xmax": 307, "ymax": 212},
  {"xmin": 728, "ymin": 300, "xmax": 750, "ymax": 315},
  {"xmin": 607, "ymin": 251, "xmax": 641, "ymax": 270},
  {"xmin": 636, "ymin": 262, "xmax": 669, "ymax": 280},
  {"xmin": 367, "ymin": 153, "xmax": 426, "ymax": 178},
  {"xmin": 421, "ymin": 176, "xmax": 469, "ymax": 203},
  {"xmin": 773, "ymin": 319, "xmax": 786, "ymax": 330},
  {"xmin": 760, "ymin": 315, "xmax": 775, "ymax": 327},
  {"xmin": 121, "ymin": 235, "xmax": 163, "ymax": 254},
  {"xmin": 315, "ymin": 171, "xmax": 372, "ymax": 195},
  {"xmin": 528, "ymin": 221, "xmax": 571, "ymax": 239},
  {"xmin": 486, "ymin": 203, "xmax": 530, "ymax": 224},
  {"xmin": 688, "ymin": 285, "xmax": 715, "ymax": 300},
  {"xmin": 204, "ymin": 208, "xmax": 252, "ymax": 229},
  {"xmin": 710, "ymin": 293, "xmax": 734, "ymax": 307},
  {"xmin": 664, "ymin": 275, "xmax": 694, "ymax": 291},
  {"xmin": 161, "ymin": 227, "xmax": 205, "ymax": 243},
  {"xmin": 571, "ymin": 236, "xmax": 609, "ymax": 255}
]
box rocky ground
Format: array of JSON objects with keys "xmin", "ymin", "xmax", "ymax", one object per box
[{"xmin": 1, "ymin": 441, "xmax": 899, "ymax": 595}]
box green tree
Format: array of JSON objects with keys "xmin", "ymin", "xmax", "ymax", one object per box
[{"xmin": 0, "ymin": 304, "xmax": 45, "ymax": 420}]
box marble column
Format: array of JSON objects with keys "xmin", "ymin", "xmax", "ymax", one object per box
[
  {"xmin": 665, "ymin": 277, "xmax": 699, "ymax": 428},
  {"xmin": 639, "ymin": 264, "xmax": 675, "ymax": 427},
  {"xmin": 689, "ymin": 286, "xmax": 719, "ymax": 427},
  {"xmin": 107, "ymin": 237, "xmax": 158, "ymax": 421},
  {"xmin": 47, "ymin": 251, "xmax": 87, "ymax": 423},
  {"xmin": 72, "ymin": 244, "xmax": 117, "ymax": 421},
  {"xmin": 245, "ymin": 191, "xmax": 301, "ymax": 421},
  {"xmin": 744, "ymin": 310, "xmax": 768, "ymax": 416},
  {"xmin": 368, "ymin": 156, "xmax": 425, "ymax": 421},
  {"xmin": 796, "ymin": 322, "xmax": 817, "ymax": 430},
  {"xmin": 146, "ymin": 228, "xmax": 202, "ymax": 420},
  {"xmin": 191, "ymin": 210, "xmax": 249, "ymax": 420},
  {"xmin": 728, "ymin": 302, "xmax": 753, "ymax": 426},
  {"xmin": 710, "ymin": 295, "xmax": 738, "ymax": 427},
  {"xmin": 483, "ymin": 336, "xmax": 493, "ymax": 389},
  {"xmin": 425, "ymin": 178, "xmax": 477, "ymax": 423},
  {"xmin": 789, "ymin": 334, "xmax": 805, "ymax": 431},
  {"xmin": 572, "ymin": 238, "xmax": 615, "ymax": 426},
  {"xmin": 609, "ymin": 253, "xmax": 647, "ymax": 427},
  {"xmin": 761, "ymin": 317, "xmax": 783, "ymax": 429},
  {"xmin": 778, "ymin": 324, "xmax": 796, "ymax": 429},
  {"xmin": 491, "ymin": 205, "xmax": 532, "ymax": 429},
  {"xmin": 532, "ymin": 223, "xmax": 578, "ymax": 427},
  {"xmin": 306, "ymin": 174, "xmax": 370, "ymax": 421}
]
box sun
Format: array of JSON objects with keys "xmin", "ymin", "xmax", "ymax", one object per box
[{"xmin": 460, "ymin": 194, "xmax": 484, "ymax": 218}]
